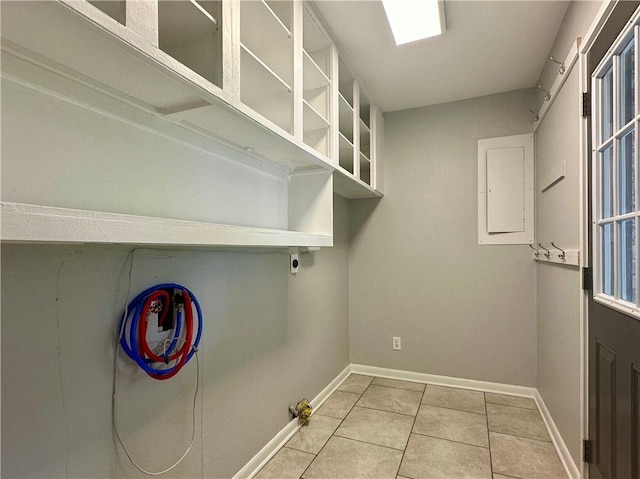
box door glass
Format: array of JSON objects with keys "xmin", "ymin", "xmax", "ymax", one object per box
[
  {"xmin": 619, "ymin": 218, "xmax": 636, "ymax": 302},
  {"xmin": 602, "ymin": 145, "xmax": 614, "ymax": 218},
  {"xmin": 602, "ymin": 223, "xmax": 614, "ymax": 296},
  {"xmin": 620, "ymin": 39, "xmax": 635, "ymax": 127},
  {"xmin": 618, "ymin": 130, "xmax": 635, "ymax": 214},
  {"xmin": 602, "ymin": 66, "xmax": 614, "ymax": 140}
]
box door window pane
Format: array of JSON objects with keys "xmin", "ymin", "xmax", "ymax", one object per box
[
  {"xmin": 620, "ymin": 39, "xmax": 635, "ymax": 126},
  {"xmin": 602, "ymin": 66, "xmax": 614, "ymax": 140},
  {"xmin": 619, "ymin": 130, "xmax": 635, "ymax": 214},
  {"xmin": 602, "ymin": 145, "xmax": 614, "ymax": 218},
  {"xmin": 619, "ymin": 219, "xmax": 636, "ymax": 302},
  {"xmin": 602, "ymin": 223, "xmax": 614, "ymax": 296}
]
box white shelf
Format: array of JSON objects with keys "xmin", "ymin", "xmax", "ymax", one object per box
[
  {"xmin": 303, "ymin": 50, "xmax": 330, "ymax": 91},
  {"xmin": 333, "ymin": 168, "xmax": 381, "ymax": 199},
  {"xmin": 303, "ymin": 100, "xmax": 330, "ymax": 132},
  {"xmin": 1, "ymin": 202, "xmax": 332, "ymax": 248}
]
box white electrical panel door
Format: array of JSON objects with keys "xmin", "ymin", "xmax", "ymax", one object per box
[
  {"xmin": 486, "ymin": 147, "xmax": 525, "ymax": 233},
  {"xmin": 478, "ymin": 133, "xmax": 534, "ymax": 245}
]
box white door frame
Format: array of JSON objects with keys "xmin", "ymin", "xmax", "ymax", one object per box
[{"xmin": 579, "ymin": 2, "xmax": 625, "ymax": 478}]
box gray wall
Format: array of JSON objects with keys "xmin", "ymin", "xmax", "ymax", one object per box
[
  {"xmin": 535, "ymin": 0, "xmax": 603, "ymax": 468},
  {"xmin": 1, "ymin": 195, "xmax": 350, "ymax": 479},
  {"xmin": 348, "ymin": 89, "xmax": 538, "ymax": 387}
]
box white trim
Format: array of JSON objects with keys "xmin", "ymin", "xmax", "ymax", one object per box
[
  {"xmin": 535, "ymin": 391, "xmax": 581, "ymax": 479},
  {"xmin": 350, "ymin": 364, "xmax": 536, "ymax": 397},
  {"xmin": 233, "ymin": 365, "xmax": 351, "ymax": 479},
  {"xmin": 579, "ymin": 49, "xmax": 591, "ymax": 479}
]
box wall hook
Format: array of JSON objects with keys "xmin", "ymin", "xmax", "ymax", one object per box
[
  {"xmin": 549, "ymin": 56, "xmax": 566, "ymax": 75},
  {"xmin": 551, "ymin": 242, "xmax": 566, "ymax": 260},
  {"xmin": 538, "ymin": 243, "xmax": 551, "ymax": 258},
  {"xmin": 537, "ymin": 84, "xmax": 551, "ymax": 101},
  {"xmin": 528, "ymin": 107, "xmax": 540, "ymax": 122},
  {"xmin": 529, "ymin": 244, "xmax": 540, "ymax": 257}
]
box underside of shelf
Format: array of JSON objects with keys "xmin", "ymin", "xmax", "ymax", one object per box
[
  {"xmin": 1, "ymin": 203, "xmax": 333, "ymax": 248},
  {"xmin": 332, "ymin": 170, "xmax": 382, "ymax": 199}
]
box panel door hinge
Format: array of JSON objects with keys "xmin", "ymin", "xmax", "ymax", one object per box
[
  {"xmin": 583, "ymin": 439, "xmax": 593, "ymax": 463},
  {"xmin": 582, "ymin": 267, "xmax": 592, "ymax": 291},
  {"xmin": 582, "ymin": 92, "xmax": 591, "ymax": 117}
]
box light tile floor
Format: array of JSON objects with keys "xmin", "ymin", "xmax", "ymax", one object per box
[{"xmin": 254, "ymin": 374, "xmax": 567, "ymax": 479}]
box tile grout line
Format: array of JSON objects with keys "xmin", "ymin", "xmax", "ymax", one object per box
[
  {"xmin": 410, "ymin": 430, "xmax": 490, "ymax": 450},
  {"xmin": 349, "ymin": 403, "xmax": 421, "ymax": 418},
  {"xmin": 394, "ymin": 384, "xmax": 426, "ymax": 479},
  {"xmin": 485, "ymin": 392, "xmax": 495, "ymax": 476},
  {"xmin": 297, "ymin": 376, "xmax": 374, "ymax": 479},
  {"xmin": 420, "ymin": 402, "xmax": 487, "ymax": 416}
]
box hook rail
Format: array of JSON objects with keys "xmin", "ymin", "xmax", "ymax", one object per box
[{"xmin": 531, "ymin": 242, "xmax": 580, "ymax": 267}]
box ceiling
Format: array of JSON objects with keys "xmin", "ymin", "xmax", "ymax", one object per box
[{"xmin": 313, "ymin": 1, "xmax": 570, "ymax": 112}]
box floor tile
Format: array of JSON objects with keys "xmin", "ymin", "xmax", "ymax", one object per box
[
  {"xmin": 486, "ymin": 403, "xmax": 549, "ymax": 441},
  {"xmin": 357, "ymin": 384, "xmax": 423, "ymax": 416},
  {"xmin": 485, "ymin": 392, "xmax": 537, "ymax": 410},
  {"xmin": 302, "ymin": 436, "xmax": 403, "ymax": 479},
  {"xmin": 338, "ymin": 374, "xmax": 374, "ymax": 394},
  {"xmin": 493, "ymin": 475, "xmax": 520, "ymax": 479},
  {"xmin": 315, "ymin": 390, "xmax": 360, "ymax": 419},
  {"xmin": 490, "ymin": 432, "xmax": 566, "ymax": 479},
  {"xmin": 399, "ymin": 434, "xmax": 492, "ymax": 479},
  {"xmin": 413, "ymin": 404, "xmax": 489, "ymax": 447},
  {"xmin": 254, "ymin": 447, "xmax": 315, "ymax": 479},
  {"xmin": 334, "ymin": 406, "xmax": 414, "ymax": 450},
  {"xmin": 422, "ymin": 385, "xmax": 485, "ymax": 414},
  {"xmin": 372, "ymin": 377, "xmax": 426, "ymax": 392},
  {"xmin": 286, "ymin": 415, "xmax": 342, "ymax": 454}
]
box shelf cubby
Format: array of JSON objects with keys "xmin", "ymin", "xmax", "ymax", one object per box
[
  {"xmin": 359, "ymin": 153, "xmax": 371, "ymax": 185},
  {"xmin": 338, "ymin": 57, "xmax": 354, "ymax": 106},
  {"xmin": 338, "ymin": 133, "xmax": 355, "ymax": 174},
  {"xmin": 240, "ymin": 45, "xmax": 292, "ymax": 133},
  {"xmin": 88, "ymin": 1, "xmax": 126, "ymax": 24},
  {"xmin": 303, "ymin": 51, "xmax": 330, "ymax": 91},
  {"xmin": 359, "ymin": 119, "xmax": 371, "ymax": 159},
  {"xmin": 339, "ymin": 93, "xmax": 354, "ymax": 144},
  {"xmin": 158, "ymin": 0, "xmax": 222, "ymax": 89}
]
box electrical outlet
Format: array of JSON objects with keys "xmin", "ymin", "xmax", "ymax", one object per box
[
  {"xmin": 290, "ymin": 254, "xmax": 299, "ymax": 274},
  {"xmin": 392, "ymin": 336, "xmax": 401, "ymax": 350}
]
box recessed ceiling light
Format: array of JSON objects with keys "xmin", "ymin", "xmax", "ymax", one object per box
[{"xmin": 381, "ymin": 0, "xmax": 445, "ymax": 45}]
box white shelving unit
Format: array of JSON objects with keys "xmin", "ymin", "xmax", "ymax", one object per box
[
  {"xmin": 0, "ymin": 0, "xmax": 383, "ymax": 247},
  {"xmin": 332, "ymin": 56, "xmax": 383, "ymax": 197}
]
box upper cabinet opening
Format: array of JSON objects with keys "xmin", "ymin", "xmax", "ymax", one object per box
[{"xmin": 158, "ymin": 0, "xmax": 223, "ymax": 89}]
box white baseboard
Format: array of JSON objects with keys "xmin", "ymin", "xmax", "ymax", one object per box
[
  {"xmin": 235, "ymin": 364, "xmax": 579, "ymax": 479},
  {"xmin": 350, "ymin": 364, "xmax": 537, "ymax": 397},
  {"xmin": 535, "ymin": 390, "xmax": 580, "ymax": 479},
  {"xmin": 232, "ymin": 364, "xmax": 351, "ymax": 479}
]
